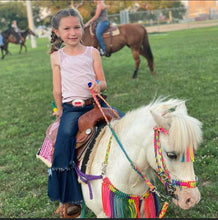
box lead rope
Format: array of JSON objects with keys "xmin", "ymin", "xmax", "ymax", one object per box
[{"xmin": 88, "ymin": 85, "xmax": 168, "ymax": 218}]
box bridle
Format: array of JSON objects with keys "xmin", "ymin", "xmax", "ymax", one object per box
[{"xmin": 153, "ymin": 127, "xmax": 199, "ymax": 199}]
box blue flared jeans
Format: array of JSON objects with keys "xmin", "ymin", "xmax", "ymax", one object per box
[
  {"xmin": 48, "ymin": 101, "xmax": 124, "ymax": 204},
  {"xmin": 96, "ymin": 20, "xmax": 110, "ymax": 53}
]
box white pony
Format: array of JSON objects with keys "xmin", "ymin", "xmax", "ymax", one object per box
[{"xmin": 79, "ymin": 98, "xmax": 203, "ymax": 218}]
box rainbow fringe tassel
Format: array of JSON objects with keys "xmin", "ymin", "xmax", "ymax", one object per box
[{"xmin": 102, "ymin": 177, "xmax": 160, "ymax": 218}]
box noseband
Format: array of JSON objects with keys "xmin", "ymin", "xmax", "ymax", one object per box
[{"xmin": 153, "ymin": 127, "xmax": 199, "ymax": 198}]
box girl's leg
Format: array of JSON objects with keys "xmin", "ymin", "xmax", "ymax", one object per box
[{"xmin": 48, "ymin": 104, "xmax": 93, "ymax": 204}]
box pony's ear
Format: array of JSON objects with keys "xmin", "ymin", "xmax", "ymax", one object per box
[
  {"xmin": 176, "ymin": 101, "xmax": 187, "ymax": 114},
  {"xmin": 150, "ymin": 110, "xmax": 170, "ymax": 130}
]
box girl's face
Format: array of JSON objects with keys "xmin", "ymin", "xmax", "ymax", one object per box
[{"xmin": 54, "ymin": 16, "xmax": 83, "ymax": 47}]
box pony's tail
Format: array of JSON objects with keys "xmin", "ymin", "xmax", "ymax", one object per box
[
  {"xmin": 49, "ymin": 31, "xmax": 63, "ymax": 54},
  {"xmin": 141, "ymin": 25, "xmax": 154, "ymax": 73}
]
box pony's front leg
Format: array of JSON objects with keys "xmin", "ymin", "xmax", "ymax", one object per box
[
  {"xmin": 96, "ymin": 212, "xmax": 107, "ymax": 218},
  {"xmin": 82, "ymin": 180, "xmax": 106, "ymax": 218}
]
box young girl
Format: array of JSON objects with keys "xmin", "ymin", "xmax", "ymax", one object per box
[{"xmin": 48, "ymin": 8, "xmax": 124, "ymax": 218}]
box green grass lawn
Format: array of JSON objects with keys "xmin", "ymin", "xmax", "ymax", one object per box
[{"xmin": 0, "ymin": 26, "xmax": 217, "ymax": 218}]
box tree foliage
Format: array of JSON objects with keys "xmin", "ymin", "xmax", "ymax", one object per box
[
  {"xmin": 0, "ymin": 0, "xmax": 185, "ymax": 31},
  {"xmin": 0, "ymin": 1, "xmax": 43, "ymax": 31},
  {"xmin": 0, "ymin": 2, "xmax": 26, "ymax": 30},
  {"xmin": 37, "ymin": 0, "xmax": 185, "ymax": 22}
]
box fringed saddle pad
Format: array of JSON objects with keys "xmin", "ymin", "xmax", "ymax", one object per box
[
  {"xmin": 36, "ymin": 136, "xmax": 53, "ymax": 167},
  {"xmin": 36, "ymin": 117, "xmax": 60, "ymax": 167},
  {"xmin": 102, "ymin": 177, "xmax": 160, "ymax": 218}
]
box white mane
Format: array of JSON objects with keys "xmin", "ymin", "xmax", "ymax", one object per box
[
  {"xmin": 113, "ymin": 97, "xmax": 203, "ymax": 153},
  {"xmin": 167, "ymin": 110, "xmax": 202, "ymax": 152}
]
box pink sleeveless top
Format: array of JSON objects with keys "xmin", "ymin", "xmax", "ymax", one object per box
[{"xmin": 58, "ymin": 46, "xmax": 96, "ymax": 103}]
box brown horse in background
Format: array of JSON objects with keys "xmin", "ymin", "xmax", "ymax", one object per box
[
  {"xmin": 82, "ymin": 23, "xmax": 155, "ymax": 78},
  {"xmin": 6, "ymin": 29, "xmax": 36, "ymax": 54}
]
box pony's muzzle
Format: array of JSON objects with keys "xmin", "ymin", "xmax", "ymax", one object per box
[{"xmin": 172, "ymin": 187, "xmax": 201, "ymax": 209}]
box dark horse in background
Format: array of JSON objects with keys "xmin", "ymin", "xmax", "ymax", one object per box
[
  {"xmin": 7, "ymin": 29, "xmax": 36, "ymax": 54},
  {"xmin": 82, "ymin": 23, "xmax": 155, "ymax": 78},
  {"xmin": 1, "ymin": 28, "xmax": 36, "ymax": 59},
  {"xmin": 1, "ymin": 28, "xmax": 16, "ymax": 59}
]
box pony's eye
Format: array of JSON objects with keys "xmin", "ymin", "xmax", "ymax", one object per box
[{"xmin": 166, "ymin": 152, "xmax": 177, "ymax": 160}]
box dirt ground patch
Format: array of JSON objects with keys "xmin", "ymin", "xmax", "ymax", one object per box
[{"xmin": 146, "ymin": 19, "xmax": 218, "ymax": 33}]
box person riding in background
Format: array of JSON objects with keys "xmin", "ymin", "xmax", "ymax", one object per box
[
  {"xmin": 47, "ymin": 8, "xmax": 124, "ymax": 218},
  {"xmin": 11, "ymin": 20, "xmax": 23, "ymax": 43},
  {"xmin": 85, "ymin": 0, "xmax": 109, "ymax": 56}
]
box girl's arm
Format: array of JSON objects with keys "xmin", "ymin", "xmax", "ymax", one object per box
[
  {"xmin": 85, "ymin": 3, "xmax": 104, "ymax": 27},
  {"xmin": 90, "ymin": 47, "xmax": 107, "ymax": 93},
  {"xmin": 50, "ymin": 52, "xmax": 63, "ymax": 117}
]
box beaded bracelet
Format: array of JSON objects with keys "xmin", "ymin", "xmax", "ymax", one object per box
[{"xmin": 95, "ymin": 79, "xmax": 100, "ymax": 84}]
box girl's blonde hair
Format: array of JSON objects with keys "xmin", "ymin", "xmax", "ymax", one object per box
[{"xmin": 49, "ymin": 8, "xmax": 84, "ymax": 54}]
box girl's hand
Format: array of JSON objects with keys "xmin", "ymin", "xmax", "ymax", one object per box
[
  {"xmin": 52, "ymin": 108, "xmax": 62, "ymax": 117},
  {"xmin": 88, "ymin": 80, "xmax": 100, "ymax": 93}
]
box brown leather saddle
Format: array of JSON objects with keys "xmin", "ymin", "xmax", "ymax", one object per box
[
  {"xmin": 90, "ymin": 22, "xmax": 120, "ymax": 38},
  {"xmin": 76, "ymin": 104, "xmax": 119, "ymax": 160},
  {"xmin": 47, "ymin": 104, "xmax": 119, "ymax": 163}
]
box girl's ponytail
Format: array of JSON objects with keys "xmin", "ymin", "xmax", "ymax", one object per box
[{"xmin": 49, "ymin": 31, "xmax": 63, "ymax": 54}]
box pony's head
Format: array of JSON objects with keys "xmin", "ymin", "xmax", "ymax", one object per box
[{"xmin": 149, "ymin": 99, "xmax": 202, "ymax": 209}]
